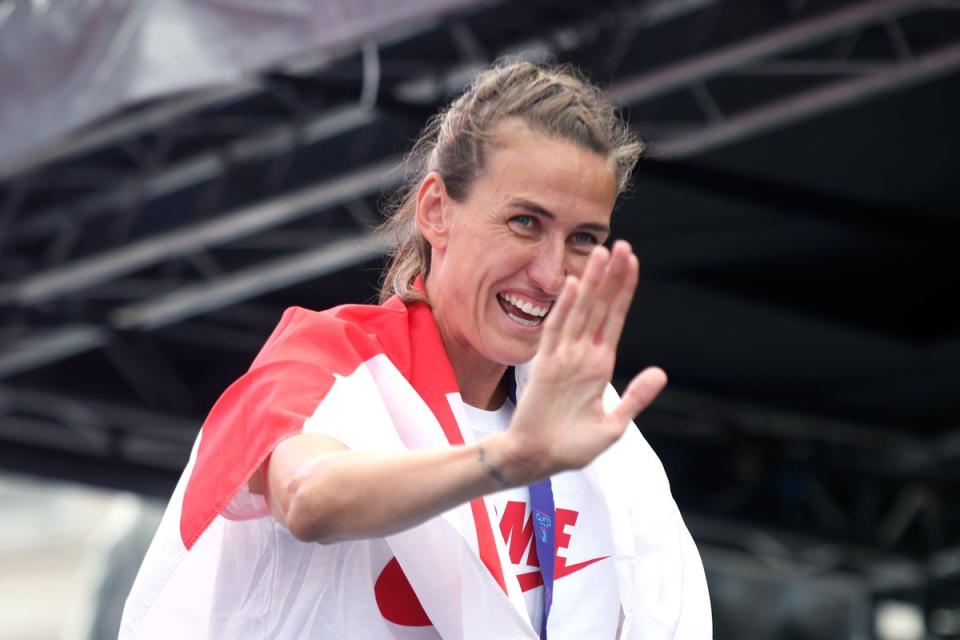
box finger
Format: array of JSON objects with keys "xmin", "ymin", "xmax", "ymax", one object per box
[
  {"xmin": 609, "ymin": 366, "xmax": 667, "ymax": 427},
  {"xmin": 562, "ymin": 245, "xmax": 609, "ymax": 341},
  {"xmin": 584, "ymin": 241, "xmax": 632, "ymax": 343},
  {"xmin": 599, "ymin": 250, "xmax": 639, "ymax": 348},
  {"xmin": 539, "ymin": 275, "xmax": 577, "ymax": 353}
]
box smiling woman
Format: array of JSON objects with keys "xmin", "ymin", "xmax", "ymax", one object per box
[
  {"xmin": 121, "ymin": 59, "xmax": 711, "ymax": 640},
  {"xmin": 380, "ymin": 60, "xmax": 641, "ymax": 307},
  {"xmin": 416, "ymin": 118, "xmax": 620, "ymax": 407}
]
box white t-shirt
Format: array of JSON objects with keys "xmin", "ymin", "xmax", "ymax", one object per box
[{"xmin": 464, "ymin": 400, "xmax": 621, "ymax": 638}]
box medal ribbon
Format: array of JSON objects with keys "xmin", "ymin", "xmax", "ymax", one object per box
[{"xmin": 505, "ymin": 371, "xmax": 555, "ymax": 639}]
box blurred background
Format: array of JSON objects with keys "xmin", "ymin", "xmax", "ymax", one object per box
[{"xmin": 0, "ymin": 0, "xmax": 957, "ymax": 638}]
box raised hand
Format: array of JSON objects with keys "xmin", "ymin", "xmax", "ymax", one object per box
[{"xmin": 501, "ymin": 240, "xmax": 667, "ymax": 482}]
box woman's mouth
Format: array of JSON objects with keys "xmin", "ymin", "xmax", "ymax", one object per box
[{"xmin": 497, "ymin": 293, "xmax": 550, "ymax": 327}]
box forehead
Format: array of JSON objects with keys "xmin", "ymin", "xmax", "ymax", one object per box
[{"xmin": 470, "ymin": 119, "xmax": 618, "ymax": 220}]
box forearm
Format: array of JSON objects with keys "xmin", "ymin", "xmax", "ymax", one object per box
[{"xmin": 272, "ymin": 432, "xmax": 523, "ymax": 543}]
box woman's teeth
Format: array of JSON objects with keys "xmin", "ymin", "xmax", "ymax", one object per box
[
  {"xmin": 500, "ymin": 293, "xmax": 549, "ymax": 317},
  {"xmin": 498, "ymin": 293, "xmax": 550, "ymax": 327},
  {"xmin": 509, "ymin": 313, "xmax": 541, "ymax": 327}
]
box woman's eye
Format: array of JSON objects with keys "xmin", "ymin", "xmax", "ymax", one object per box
[
  {"xmin": 572, "ymin": 231, "xmax": 598, "ymax": 245},
  {"xmin": 509, "ymin": 215, "xmax": 537, "ymax": 232}
]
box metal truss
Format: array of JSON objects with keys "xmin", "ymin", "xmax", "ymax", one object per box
[
  {"xmin": 691, "ymin": 515, "xmax": 960, "ymax": 638},
  {"xmin": 0, "ymin": 0, "xmax": 731, "ymax": 379},
  {"xmin": 0, "ymin": 0, "xmax": 723, "ymax": 256},
  {"xmin": 607, "ymin": 0, "xmax": 960, "ymax": 157},
  {"xmin": 1, "ymin": 158, "xmax": 401, "ymax": 307},
  {"xmin": 0, "ymin": 230, "xmax": 392, "ymax": 377},
  {"xmin": 0, "ymin": 386, "xmax": 197, "ymax": 472},
  {"xmin": 1, "ymin": 0, "xmax": 956, "ymax": 384},
  {"xmin": 641, "ymin": 387, "xmax": 960, "ymax": 562},
  {"xmin": 692, "ymin": 515, "xmax": 960, "ymax": 635},
  {"xmin": 0, "ymin": 105, "xmax": 403, "ymax": 378},
  {"xmin": 624, "ymin": 387, "xmax": 960, "ymax": 629}
]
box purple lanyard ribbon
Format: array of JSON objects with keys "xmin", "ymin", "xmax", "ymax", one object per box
[
  {"xmin": 505, "ymin": 372, "xmax": 555, "ymax": 639},
  {"xmin": 529, "ymin": 479, "xmax": 555, "ymax": 639}
]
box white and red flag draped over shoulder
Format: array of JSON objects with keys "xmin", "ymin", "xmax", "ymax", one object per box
[{"xmin": 120, "ymin": 295, "xmax": 712, "ymax": 640}]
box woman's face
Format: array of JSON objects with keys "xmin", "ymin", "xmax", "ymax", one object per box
[{"xmin": 423, "ymin": 119, "xmax": 618, "ymax": 369}]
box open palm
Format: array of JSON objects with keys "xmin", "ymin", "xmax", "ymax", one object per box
[{"xmin": 508, "ymin": 240, "xmax": 667, "ymax": 477}]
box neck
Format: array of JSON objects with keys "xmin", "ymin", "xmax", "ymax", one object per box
[
  {"xmin": 446, "ymin": 347, "xmax": 507, "ymax": 410},
  {"xmin": 424, "ymin": 275, "xmax": 506, "ymax": 410}
]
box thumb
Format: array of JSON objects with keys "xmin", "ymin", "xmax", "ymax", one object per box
[{"xmin": 610, "ymin": 367, "xmax": 667, "ymax": 426}]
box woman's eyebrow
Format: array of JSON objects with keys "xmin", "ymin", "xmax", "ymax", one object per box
[{"xmin": 508, "ymin": 198, "xmax": 555, "ymax": 219}]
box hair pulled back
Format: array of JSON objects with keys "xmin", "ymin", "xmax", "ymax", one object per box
[{"xmin": 379, "ymin": 58, "xmax": 642, "ymax": 304}]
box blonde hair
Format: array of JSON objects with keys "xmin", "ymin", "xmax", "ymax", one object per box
[{"xmin": 379, "ymin": 58, "xmax": 643, "ymax": 304}]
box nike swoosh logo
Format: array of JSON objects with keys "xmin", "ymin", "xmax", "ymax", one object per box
[{"xmin": 516, "ymin": 555, "xmax": 609, "ymax": 592}]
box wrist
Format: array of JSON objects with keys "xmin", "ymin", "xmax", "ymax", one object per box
[{"xmin": 480, "ymin": 432, "xmax": 543, "ymax": 488}]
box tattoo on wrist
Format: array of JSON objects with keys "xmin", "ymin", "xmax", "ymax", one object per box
[{"xmin": 477, "ymin": 444, "xmax": 512, "ymax": 488}]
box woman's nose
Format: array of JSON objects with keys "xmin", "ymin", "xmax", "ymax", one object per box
[{"xmin": 527, "ymin": 239, "xmax": 566, "ymax": 296}]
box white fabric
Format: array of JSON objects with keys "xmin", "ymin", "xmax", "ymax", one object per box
[
  {"xmin": 464, "ymin": 399, "xmax": 622, "ymax": 638},
  {"xmin": 121, "ymin": 355, "xmax": 712, "ymax": 639},
  {"xmin": 463, "ymin": 401, "xmax": 541, "ymax": 630}
]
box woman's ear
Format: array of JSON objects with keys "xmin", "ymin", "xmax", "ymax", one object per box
[{"xmin": 415, "ymin": 171, "xmax": 450, "ymax": 250}]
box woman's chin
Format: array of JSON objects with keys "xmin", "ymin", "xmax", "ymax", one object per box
[{"xmin": 486, "ymin": 337, "xmax": 539, "ymax": 367}]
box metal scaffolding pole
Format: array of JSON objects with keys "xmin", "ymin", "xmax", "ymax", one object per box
[
  {"xmin": 606, "ymin": 0, "xmax": 928, "ymax": 105},
  {"xmin": 653, "ymin": 40, "xmax": 960, "ymax": 158},
  {"xmin": 0, "ymin": 231, "xmax": 392, "ymax": 378},
  {"xmin": 1, "ymin": 158, "xmax": 402, "ymax": 306}
]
